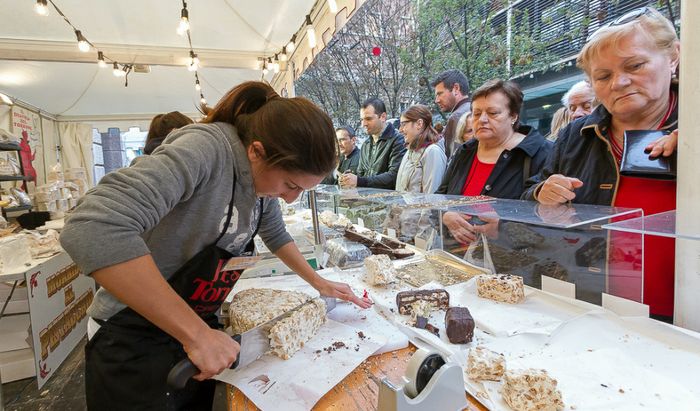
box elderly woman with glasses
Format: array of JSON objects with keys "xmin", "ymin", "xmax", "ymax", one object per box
[
  {"xmin": 523, "ymin": 7, "xmax": 680, "ymax": 320},
  {"xmin": 436, "ymin": 79, "xmax": 551, "ymax": 243}
]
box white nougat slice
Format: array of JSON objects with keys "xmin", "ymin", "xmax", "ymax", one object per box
[
  {"xmin": 229, "ymin": 288, "xmax": 326, "ymax": 360},
  {"xmin": 501, "ymin": 368, "xmax": 564, "ymax": 411}
]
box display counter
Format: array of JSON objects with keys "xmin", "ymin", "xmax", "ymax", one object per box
[{"xmin": 215, "ymin": 189, "xmax": 700, "ymax": 410}]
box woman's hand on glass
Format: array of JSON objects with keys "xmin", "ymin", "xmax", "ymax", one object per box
[
  {"xmin": 537, "ymin": 174, "xmax": 583, "ymax": 205},
  {"xmin": 645, "ymin": 129, "xmax": 678, "ymax": 158},
  {"xmin": 443, "ymin": 211, "xmax": 477, "ymax": 244}
]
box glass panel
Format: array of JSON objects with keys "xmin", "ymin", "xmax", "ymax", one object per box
[
  {"xmin": 439, "ymin": 199, "xmax": 644, "ymax": 306},
  {"xmin": 603, "ymin": 210, "xmax": 700, "ymax": 240}
]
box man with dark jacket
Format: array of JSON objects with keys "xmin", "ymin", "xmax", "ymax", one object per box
[
  {"xmin": 431, "ymin": 70, "xmax": 471, "ymax": 159},
  {"xmin": 339, "ymin": 98, "xmax": 406, "ymax": 189},
  {"xmin": 321, "ymin": 126, "xmax": 361, "ymax": 184}
]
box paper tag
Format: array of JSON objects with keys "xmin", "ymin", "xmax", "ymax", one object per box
[
  {"xmin": 602, "ymin": 293, "xmax": 650, "ymax": 317},
  {"xmin": 414, "ymin": 236, "xmax": 428, "ymax": 250},
  {"xmin": 541, "ymin": 276, "xmax": 576, "ymax": 299},
  {"xmin": 222, "ymin": 256, "xmax": 262, "ymax": 272},
  {"xmin": 357, "ymin": 218, "xmax": 365, "ymax": 227},
  {"xmin": 387, "ymin": 228, "xmax": 397, "ymax": 239}
]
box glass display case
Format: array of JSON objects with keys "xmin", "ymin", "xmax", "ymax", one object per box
[{"xmin": 310, "ymin": 185, "xmax": 645, "ymax": 307}]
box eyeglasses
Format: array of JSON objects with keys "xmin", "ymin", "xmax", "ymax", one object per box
[
  {"xmin": 399, "ymin": 120, "xmax": 415, "ymax": 128},
  {"xmin": 586, "ymin": 7, "xmax": 653, "ymax": 41}
]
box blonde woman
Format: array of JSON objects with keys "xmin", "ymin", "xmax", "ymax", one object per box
[
  {"xmin": 547, "ymin": 107, "xmax": 571, "ymax": 141},
  {"xmin": 523, "ymin": 7, "xmax": 680, "ymax": 320}
]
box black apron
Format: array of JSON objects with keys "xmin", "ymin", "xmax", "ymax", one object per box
[{"xmin": 85, "ymin": 176, "xmax": 263, "ymax": 411}]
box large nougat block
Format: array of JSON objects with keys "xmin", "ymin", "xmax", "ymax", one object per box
[
  {"xmin": 396, "ymin": 289, "xmax": 449, "ymax": 315},
  {"xmin": 269, "ymin": 298, "xmax": 327, "ymax": 359},
  {"xmin": 502, "ymin": 368, "xmax": 564, "ymax": 411},
  {"xmin": 229, "ymin": 289, "xmax": 326, "ymax": 360},
  {"xmin": 467, "ymin": 346, "xmax": 505, "ymax": 381},
  {"xmin": 229, "ymin": 289, "xmax": 312, "ymax": 334},
  {"xmin": 445, "ymin": 307, "xmax": 475, "ymax": 344},
  {"xmin": 476, "ymin": 274, "xmax": 525, "ymax": 304},
  {"xmin": 363, "ymin": 254, "xmax": 397, "ymax": 285}
]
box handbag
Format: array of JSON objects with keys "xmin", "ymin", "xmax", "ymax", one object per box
[{"xmin": 620, "ymin": 130, "xmax": 676, "ymax": 180}]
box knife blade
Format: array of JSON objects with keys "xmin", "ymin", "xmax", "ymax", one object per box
[{"xmin": 167, "ymin": 296, "xmax": 336, "ymax": 389}]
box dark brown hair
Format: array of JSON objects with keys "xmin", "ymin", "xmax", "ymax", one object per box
[
  {"xmin": 202, "ymin": 81, "xmax": 336, "ymax": 176},
  {"xmin": 144, "ymin": 111, "xmax": 193, "ymax": 154},
  {"xmin": 471, "ymin": 79, "xmax": 523, "ymax": 130},
  {"xmin": 401, "ymin": 105, "xmax": 439, "ymax": 150}
]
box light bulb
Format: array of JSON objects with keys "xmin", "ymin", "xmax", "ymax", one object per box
[
  {"xmin": 177, "ymin": 6, "xmax": 190, "ymax": 36},
  {"xmin": 280, "ymin": 47, "xmax": 288, "ymax": 62},
  {"xmin": 287, "ymin": 35, "xmax": 296, "ymax": 52},
  {"xmin": 328, "ymin": 0, "xmax": 338, "ymax": 13},
  {"xmin": 200, "ymin": 96, "xmax": 207, "ymax": 105},
  {"xmin": 305, "ymin": 16, "xmax": 316, "ymax": 48},
  {"xmin": 113, "ymin": 62, "xmax": 125, "ymax": 77},
  {"xmin": 34, "ymin": 0, "xmax": 49, "ymax": 16},
  {"xmin": 262, "ymin": 66, "xmax": 269, "ymax": 75},
  {"xmin": 97, "ymin": 51, "xmax": 107, "ymax": 68},
  {"xmin": 76, "ymin": 30, "xmax": 90, "ymax": 53},
  {"xmin": 195, "ymin": 80, "xmax": 201, "ymax": 91}
]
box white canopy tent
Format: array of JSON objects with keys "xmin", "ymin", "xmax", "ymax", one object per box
[{"xmin": 0, "ymin": 0, "xmax": 318, "ymax": 126}]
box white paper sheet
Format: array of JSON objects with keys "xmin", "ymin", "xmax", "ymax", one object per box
[{"xmin": 216, "ymin": 319, "xmax": 385, "ymax": 411}]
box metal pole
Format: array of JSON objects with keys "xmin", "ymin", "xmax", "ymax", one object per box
[{"xmin": 308, "ymin": 189, "xmax": 322, "ymax": 245}]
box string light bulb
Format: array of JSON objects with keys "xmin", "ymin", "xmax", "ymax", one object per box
[
  {"xmin": 200, "ymin": 94, "xmax": 206, "ymax": 105},
  {"xmin": 177, "ymin": 2, "xmax": 190, "ymax": 36},
  {"xmin": 272, "ymin": 55, "xmax": 280, "ymax": 73},
  {"xmin": 262, "ymin": 60, "xmax": 269, "ymax": 75},
  {"xmin": 34, "ymin": 0, "xmax": 49, "ymax": 16},
  {"xmin": 328, "ymin": 0, "xmax": 338, "ymax": 13},
  {"xmin": 188, "ymin": 50, "xmax": 200, "ymax": 71},
  {"xmin": 305, "ymin": 15, "xmax": 316, "ymax": 48},
  {"xmin": 280, "ymin": 46, "xmax": 288, "ymax": 62},
  {"xmin": 195, "ymin": 79, "xmax": 201, "ymax": 91},
  {"xmin": 286, "ymin": 34, "xmax": 296, "ymax": 52},
  {"xmin": 75, "ymin": 30, "xmax": 90, "ymax": 52},
  {"xmin": 97, "ymin": 51, "xmax": 107, "ymax": 68},
  {"xmin": 112, "ymin": 62, "xmax": 125, "ymax": 77}
]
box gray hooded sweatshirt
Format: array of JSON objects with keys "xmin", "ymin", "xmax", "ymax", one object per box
[{"xmin": 60, "ymin": 122, "xmax": 292, "ymax": 320}]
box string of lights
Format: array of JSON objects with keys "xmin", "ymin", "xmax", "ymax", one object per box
[
  {"xmin": 259, "ymin": 1, "xmax": 339, "ymax": 78},
  {"xmin": 36, "ymin": 0, "xmax": 134, "ymax": 84},
  {"xmin": 177, "ymin": 1, "xmax": 207, "ymax": 105},
  {"xmin": 33, "ymin": 0, "xmax": 337, "ymax": 95}
]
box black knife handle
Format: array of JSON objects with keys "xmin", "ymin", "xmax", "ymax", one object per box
[{"xmin": 166, "ymin": 334, "xmax": 242, "ymax": 390}]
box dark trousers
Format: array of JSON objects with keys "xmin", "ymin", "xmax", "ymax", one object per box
[{"xmin": 85, "ymin": 321, "xmax": 215, "ymax": 411}]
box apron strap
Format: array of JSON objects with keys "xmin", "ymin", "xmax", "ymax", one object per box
[{"xmin": 214, "ymin": 170, "xmax": 238, "ymax": 244}]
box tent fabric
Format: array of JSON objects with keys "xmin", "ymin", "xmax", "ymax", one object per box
[{"xmin": 59, "ymin": 122, "xmax": 95, "ymax": 186}]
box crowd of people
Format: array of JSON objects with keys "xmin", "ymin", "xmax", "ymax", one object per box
[
  {"xmin": 327, "ymin": 7, "xmax": 678, "ymax": 320},
  {"xmin": 58, "ymin": 6, "xmax": 680, "ymax": 409}
]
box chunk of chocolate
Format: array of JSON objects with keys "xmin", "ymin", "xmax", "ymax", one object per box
[
  {"xmin": 575, "ymin": 237, "xmax": 606, "ymax": 267},
  {"xmin": 396, "ymin": 289, "xmax": 450, "ymax": 315},
  {"xmin": 344, "ymin": 227, "xmax": 414, "ymax": 259},
  {"xmin": 533, "ymin": 259, "xmax": 568, "ymax": 282},
  {"xmin": 445, "ymin": 307, "xmax": 475, "ymax": 344}
]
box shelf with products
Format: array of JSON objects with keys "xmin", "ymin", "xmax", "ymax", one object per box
[
  {"xmin": 0, "ymin": 174, "xmax": 27, "ymax": 181},
  {"xmin": 0, "ymin": 141, "xmax": 21, "ymax": 151}
]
